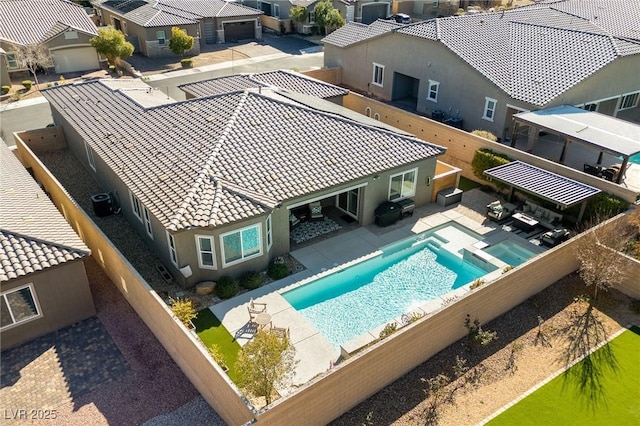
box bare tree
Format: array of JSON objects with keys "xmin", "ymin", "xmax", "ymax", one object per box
[
  {"xmin": 575, "ymin": 216, "xmax": 630, "ymax": 300},
  {"xmin": 17, "ymin": 44, "xmax": 54, "ymax": 90}
]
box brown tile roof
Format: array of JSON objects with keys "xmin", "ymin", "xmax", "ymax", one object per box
[
  {"xmin": 0, "ymin": 142, "xmax": 89, "ymax": 282},
  {"xmin": 42, "ymin": 79, "xmax": 445, "ymax": 231}
]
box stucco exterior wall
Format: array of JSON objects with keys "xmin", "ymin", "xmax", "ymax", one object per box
[{"xmin": 1, "ymin": 260, "xmax": 95, "ymax": 350}]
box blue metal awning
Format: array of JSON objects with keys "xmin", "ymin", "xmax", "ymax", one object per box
[{"xmin": 484, "ymin": 161, "xmax": 601, "ymax": 209}]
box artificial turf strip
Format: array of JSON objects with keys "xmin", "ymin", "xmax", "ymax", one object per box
[
  {"xmin": 193, "ymin": 308, "xmax": 241, "ymax": 382},
  {"xmin": 488, "ymin": 326, "xmax": 640, "ymax": 426}
]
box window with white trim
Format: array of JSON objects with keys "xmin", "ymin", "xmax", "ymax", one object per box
[
  {"xmin": 221, "ymin": 224, "xmax": 262, "ymax": 267},
  {"xmin": 166, "ymin": 231, "xmax": 178, "ymax": 266},
  {"xmin": 85, "ymin": 141, "xmax": 96, "ymax": 171},
  {"xmin": 389, "ymin": 168, "xmax": 417, "ymax": 201},
  {"xmin": 195, "ymin": 235, "xmax": 216, "ymax": 269},
  {"xmin": 1, "ymin": 284, "xmax": 41, "ymax": 330},
  {"xmin": 482, "ymin": 97, "xmax": 497, "ymax": 121},
  {"xmin": 273, "ymin": 3, "xmax": 280, "ymax": 17},
  {"xmin": 129, "ymin": 191, "xmax": 142, "ymax": 222},
  {"xmin": 620, "ymin": 92, "xmax": 639, "ymax": 110},
  {"xmin": 122, "ymin": 22, "xmax": 128, "ymax": 36},
  {"xmin": 157, "ymin": 30, "xmax": 166, "ymax": 45},
  {"xmin": 372, "ymin": 63, "xmax": 384, "ymax": 87},
  {"xmin": 143, "ymin": 206, "xmax": 153, "ymax": 239},
  {"xmin": 5, "ymin": 52, "xmax": 19, "ymax": 69},
  {"xmin": 427, "ymin": 80, "xmax": 439, "ymax": 102},
  {"xmin": 433, "ymin": 0, "xmax": 439, "ymax": 8},
  {"xmin": 266, "ymin": 215, "xmax": 272, "ymax": 250}
]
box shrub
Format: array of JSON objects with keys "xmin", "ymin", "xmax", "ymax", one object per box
[
  {"xmin": 22, "ymin": 80, "xmax": 33, "ymax": 90},
  {"xmin": 470, "ymin": 278, "xmax": 485, "ymax": 289},
  {"xmin": 170, "ymin": 297, "xmax": 197, "ymax": 327},
  {"xmin": 268, "ymin": 263, "xmax": 289, "ymax": 280},
  {"xmin": 216, "ymin": 276, "xmax": 239, "ymax": 299},
  {"xmin": 379, "ymin": 322, "xmax": 398, "ymax": 339},
  {"xmin": 1, "ymin": 86, "xmax": 10, "ymax": 95},
  {"xmin": 180, "ymin": 59, "xmax": 193, "ymax": 68},
  {"xmin": 208, "ymin": 344, "xmax": 228, "ymax": 371},
  {"xmin": 464, "ymin": 314, "xmax": 498, "ymax": 347},
  {"xmin": 502, "ymin": 265, "xmax": 515, "ymax": 273},
  {"xmin": 471, "ymin": 148, "xmax": 511, "ymax": 184},
  {"xmin": 471, "ymin": 129, "xmax": 498, "ymax": 141},
  {"xmin": 241, "ymin": 271, "xmax": 262, "ymax": 290}
]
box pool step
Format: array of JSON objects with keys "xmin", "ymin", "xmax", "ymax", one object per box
[{"xmin": 424, "ymin": 237, "xmax": 442, "ymax": 251}]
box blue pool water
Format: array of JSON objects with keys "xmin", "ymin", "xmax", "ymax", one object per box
[
  {"xmin": 630, "ymin": 153, "xmax": 640, "ymax": 165},
  {"xmin": 484, "ymin": 240, "xmax": 537, "ymax": 266},
  {"xmin": 283, "ymin": 226, "xmax": 489, "ymax": 347}
]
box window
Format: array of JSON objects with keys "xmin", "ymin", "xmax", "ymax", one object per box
[
  {"xmin": 266, "ymin": 215, "xmax": 272, "ymax": 250},
  {"xmin": 372, "ymin": 63, "xmax": 384, "ymax": 87},
  {"xmin": 5, "ymin": 53, "xmax": 19, "ymax": 69},
  {"xmin": 389, "ymin": 168, "xmax": 417, "ymax": 201},
  {"xmin": 1, "ymin": 284, "xmax": 41, "ymax": 330},
  {"xmin": 84, "ymin": 141, "xmax": 96, "ymax": 171},
  {"xmin": 427, "ymin": 80, "xmax": 439, "ymax": 102},
  {"xmin": 433, "ymin": 0, "xmax": 439, "ymax": 7},
  {"xmin": 157, "ymin": 30, "xmax": 166, "ymax": 45},
  {"xmin": 143, "ymin": 206, "xmax": 153, "ymax": 239},
  {"xmin": 195, "ymin": 235, "xmax": 216, "ymax": 269},
  {"xmin": 129, "ymin": 190, "xmax": 142, "ymax": 222},
  {"xmin": 273, "ymin": 3, "xmax": 279, "ymax": 17},
  {"xmin": 620, "ymin": 93, "xmax": 639, "ymax": 110},
  {"xmin": 482, "ymin": 97, "xmax": 497, "ymax": 121},
  {"xmin": 582, "ymin": 103, "xmax": 598, "ymax": 112},
  {"xmin": 166, "ymin": 231, "xmax": 178, "ymax": 266},
  {"xmin": 122, "ymin": 22, "xmax": 128, "ymax": 36},
  {"xmin": 221, "ymin": 224, "xmax": 262, "ymax": 267}
]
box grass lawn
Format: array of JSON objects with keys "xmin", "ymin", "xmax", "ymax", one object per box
[
  {"xmin": 488, "ymin": 326, "xmax": 640, "ymax": 425},
  {"xmin": 458, "ymin": 176, "xmax": 482, "ymax": 192},
  {"xmin": 193, "ymin": 308, "xmax": 241, "ymax": 382}
]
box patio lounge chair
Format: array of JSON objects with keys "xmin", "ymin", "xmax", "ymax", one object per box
[
  {"xmin": 486, "ymin": 200, "xmax": 516, "ymax": 222},
  {"xmin": 247, "ymin": 298, "xmax": 267, "ymax": 321}
]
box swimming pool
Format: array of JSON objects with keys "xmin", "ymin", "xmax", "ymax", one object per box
[
  {"xmin": 282, "ymin": 223, "xmax": 490, "ymax": 347},
  {"xmin": 630, "ymin": 153, "xmax": 640, "ymax": 165},
  {"xmin": 484, "ymin": 240, "xmax": 538, "ymax": 266}
]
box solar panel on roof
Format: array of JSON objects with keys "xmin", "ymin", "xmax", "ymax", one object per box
[{"xmin": 103, "ymin": 0, "xmax": 147, "ymax": 13}]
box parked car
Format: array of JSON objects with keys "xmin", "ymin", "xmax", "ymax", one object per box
[{"xmin": 386, "ymin": 13, "xmax": 411, "ymax": 24}]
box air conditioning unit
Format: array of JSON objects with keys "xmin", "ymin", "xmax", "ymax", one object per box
[{"xmin": 91, "ymin": 193, "xmax": 113, "ymax": 217}]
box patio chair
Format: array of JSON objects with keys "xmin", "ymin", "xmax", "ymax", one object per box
[
  {"xmin": 308, "ymin": 201, "xmax": 324, "ymax": 221},
  {"xmin": 247, "ymin": 298, "xmax": 267, "ymax": 321},
  {"xmin": 269, "ymin": 325, "xmax": 290, "ymax": 340}
]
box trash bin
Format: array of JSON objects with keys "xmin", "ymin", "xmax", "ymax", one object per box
[
  {"xmin": 431, "ymin": 110, "xmax": 445, "ymax": 122},
  {"xmin": 375, "ymin": 201, "xmax": 402, "ymax": 227}
]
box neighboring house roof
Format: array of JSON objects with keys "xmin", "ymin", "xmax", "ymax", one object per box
[
  {"xmin": 41, "ymin": 79, "xmax": 445, "ymax": 231},
  {"xmin": 0, "ymin": 142, "xmax": 90, "ymax": 282},
  {"xmin": 179, "ymin": 70, "xmax": 349, "ymax": 99},
  {"xmin": 324, "ymin": 0, "xmax": 640, "ymax": 106},
  {"xmin": 321, "ymin": 20, "xmax": 402, "ymax": 48},
  {"xmin": 0, "ymin": 0, "xmax": 98, "ymax": 46},
  {"xmin": 289, "ymin": 0, "xmax": 319, "ymax": 7},
  {"xmin": 94, "ymin": 0, "xmax": 262, "ymax": 27}
]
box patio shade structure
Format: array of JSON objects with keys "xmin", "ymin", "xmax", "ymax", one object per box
[
  {"xmin": 511, "ymin": 105, "xmax": 640, "ymax": 184},
  {"xmin": 483, "ymin": 161, "xmax": 601, "ymax": 223}
]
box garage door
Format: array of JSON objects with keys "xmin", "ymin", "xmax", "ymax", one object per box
[
  {"xmin": 224, "ymin": 21, "xmax": 255, "ymax": 42},
  {"xmin": 51, "ymin": 47, "xmax": 99, "ymax": 74},
  {"xmin": 362, "ymin": 3, "xmax": 389, "ymax": 24}
]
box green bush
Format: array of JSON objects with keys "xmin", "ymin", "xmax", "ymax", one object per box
[
  {"xmin": 379, "ymin": 322, "xmax": 398, "ymax": 339},
  {"xmin": 471, "ymin": 148, "xmax": 511, "ymax": 184},
  {"xmin": 471, "ymin": 129, "xmax": 498, "ymax": 141},
  {"xmin": 170, "ymin": 297, "xmax": 197, "ymax": 327},
  {"xmin": 1, "ymin": 86, "xmax": 10, "ymax": 95},
  {"xmin": 180, "ymin": 59, "xmax": 193, "ymax": 68},
  {"xmin": 267, "ymin": 263, "xmax": 289, "ymax": 280},
  {"xmin": 22, "ymin": 80, "xmax": 33, "ymax": 90},
  {"xmin": 216, "ymin": 276, "xmax": 239, "ymax": 299},
  {"xmin": 240, "ymin": 271, "xmax": 262, "ymax": 290},
  {"xmin": 563, "ymin": 192, "xmax": 629, "ymax": 222}
]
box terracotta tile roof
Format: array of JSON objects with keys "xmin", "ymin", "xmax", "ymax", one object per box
[
  {"xmin": 0, "ymin": 0, "xmax": 98, "ymax": 46},
  {"xmin": 179, "ymin": 70, "xmax": 348, "ymax": 99},
  {"xmin": 0, "ymin": 142, "xmax": 89, "ymax": 282},
  {"xmin": 42, "ymin": 79, "xmax": 445, "ymax": 231},
  {"xmin": 327, "ymin": 0, "xmax": 640, "ymax": 107}
]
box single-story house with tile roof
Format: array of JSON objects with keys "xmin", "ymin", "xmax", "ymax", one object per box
[
  {"xmin": 91, "ymin": 0, "xmax": 263, "ymax": 57},
  {"xmin": 0, "ymin": 0, "xmax": 100, "ymax": 79},
  {"xmin": 179, "ymin": 69, "xmax": 349, "ymax": 104},
  {"xmin": 41, "ymin": 77, "xmax": 445, "ymax": 287},
  {"xmin": 0, "ymin": 141, "xmax": 95, "ymax": 351},
  {"xmin": 323, "ymin": 0, "xmax": 640, "ymax": 141}
]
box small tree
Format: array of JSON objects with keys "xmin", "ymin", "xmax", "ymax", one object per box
[
  {"xmin": 324, "ymin": 8, "xmax": 345, "ymax": 34},
  {"xmin": 90, "ymin": 26, "xmax": 134, "ymax": 66},
  {"xmin": 170, "ymin": 297, "xmax": 197, "ymax": 327},
  {"xmin": 168, "ymin": 27, "xmax": 194, "ymax": 57},
  {"xmin": 17, "ymin": 44, "xmax": 54, "ymax": 90},
  {"xmin": 235, "ymin": 330, "xmax": 297, "ymax": 405},
  {"xmin": 313, "ymin": 0, "xmax": 333, "ymax": 35},
  {"xmin": 290, "ymin": 5, "xmax": 309, "ymax": 30}
]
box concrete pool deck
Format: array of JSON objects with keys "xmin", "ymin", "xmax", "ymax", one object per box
[{"xmin": 208, "ymin": 189, "xmax": 547, "ymax": 394}]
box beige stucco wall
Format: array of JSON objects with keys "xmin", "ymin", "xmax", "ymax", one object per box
[{"xmin": 1, "ymin": 260, "xmax": 95, "ymax": 351}]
